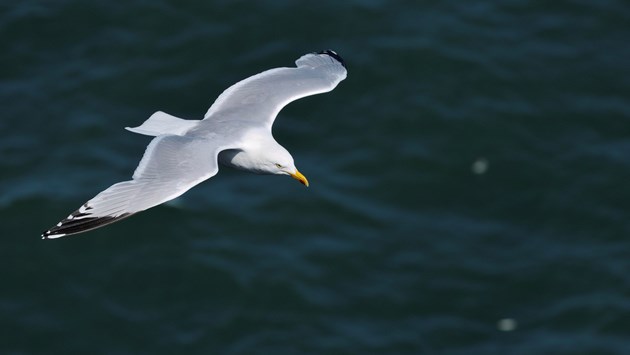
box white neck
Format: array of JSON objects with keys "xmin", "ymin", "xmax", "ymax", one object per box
[{"xmin": 218, "ymin": 133, "xmax": 286, "ymax": 174}]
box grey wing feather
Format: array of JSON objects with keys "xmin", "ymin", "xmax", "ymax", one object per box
[
  {"xmin": 42, "ymin": 135, "xmax": 226, "ymax": 238},
  {"xmin": 203, "ymin": 51, "xmax": 347, "ymax": 129}
]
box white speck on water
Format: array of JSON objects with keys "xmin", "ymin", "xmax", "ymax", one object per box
[
  {"xmin": 472, "ymin": 158, "xmax": 489, "ymax": 175},
  {"xmin": 497, "ymin": 318, "xmax": 517, "ymax": 332}
]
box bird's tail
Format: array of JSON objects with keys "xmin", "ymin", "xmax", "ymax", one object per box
[{"xmin": 125, "ymin": 111, "xmax": 199, "ymax": 136}]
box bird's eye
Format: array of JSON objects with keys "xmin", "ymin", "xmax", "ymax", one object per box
[{"xmin": 275, "ymin": 163, "xmax": 283, "ymax": 169}]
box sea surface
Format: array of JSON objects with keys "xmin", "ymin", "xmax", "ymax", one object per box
[{"xmin": 2, "ymin": 1, "xmax": 630, "ymax": 354}]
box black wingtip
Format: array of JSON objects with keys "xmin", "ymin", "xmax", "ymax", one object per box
[
  {"xmin": 42, "ymin": 231, "xmax": 51, "ymax": 239},
  {"xmin": 42, "ymin": 225, "xmax": 65, "ymax": 239},
  {"xmin": 317, "ymin": 49, "xmax": 346, "ymax": 68},
  {"xmin": 41, "ymin": 212, "xmax": 135, "ymax": 239}
]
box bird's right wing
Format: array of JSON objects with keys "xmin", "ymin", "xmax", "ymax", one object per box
[
  {"xmin": 42, "ymin": 134, "xmax": 232, "ymax": 238},
  {"xmin": 203, "ymin": 50, "xmax": 347, "ymax": 130}
]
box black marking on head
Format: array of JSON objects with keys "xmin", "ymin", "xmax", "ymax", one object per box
[{"xmin": 316, "ymin": 49, "xmax": 346, "ymax": 68}]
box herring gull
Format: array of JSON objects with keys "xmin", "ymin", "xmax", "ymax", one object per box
[{"xmin": 42, "ymin": 50, "xmax": 347, "ymax": 238}]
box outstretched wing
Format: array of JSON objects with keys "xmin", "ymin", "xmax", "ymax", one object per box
[
  {"xmin": 42, "ymin": 135, "xmax": 228, "ymax": 238},
  {"xmin": 203, "ymin": 50, "xmax": 347, "ymax": 130}
]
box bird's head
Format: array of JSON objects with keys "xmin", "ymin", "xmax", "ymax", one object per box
[
  {"xmin": 264, "ymin": 144, "xmax": 309, "ymax": 187},
  {"xmin": 272, "ymin": 161, "xmax": 309, "ymax": 187}
]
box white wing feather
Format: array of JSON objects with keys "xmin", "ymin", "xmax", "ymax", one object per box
[
  {"xmin": 203, "ymin": 52, "xmax": 347, "ymax": 129},
  {"xmin": 43, "ymin": 135, "xmax": 229, "ymax": 238}
]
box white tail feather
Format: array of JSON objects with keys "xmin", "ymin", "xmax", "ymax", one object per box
[{"xmin": 126, "ymin": 111, "xmax": 199, "ymax": 136}]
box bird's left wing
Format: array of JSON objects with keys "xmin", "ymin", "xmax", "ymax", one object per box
[
  {"xmin": 43, "ymin": 134, "xmax": 230, "ymax": 238},
  {"xmin": 203, "ymin": 50, "xmax": 347, "ymax": 130}
]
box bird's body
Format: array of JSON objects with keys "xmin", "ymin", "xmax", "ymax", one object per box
[{"xmin": 42, "ymin": 50, "xmax": 347, "ymax": 239}]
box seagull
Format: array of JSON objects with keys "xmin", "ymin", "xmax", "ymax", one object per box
[{"xmin": 42, "ymin": 50, "xmax": 347, "ymax": 239}]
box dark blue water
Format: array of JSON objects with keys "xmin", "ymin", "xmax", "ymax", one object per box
[{"xmin": 2, "ymin": 1, "xmax": 630, "ymax": 354}]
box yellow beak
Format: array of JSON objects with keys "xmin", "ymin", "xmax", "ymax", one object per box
[{"xmin": 290, "ymin": 169, "xmax": 309, "ymax": 187}]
